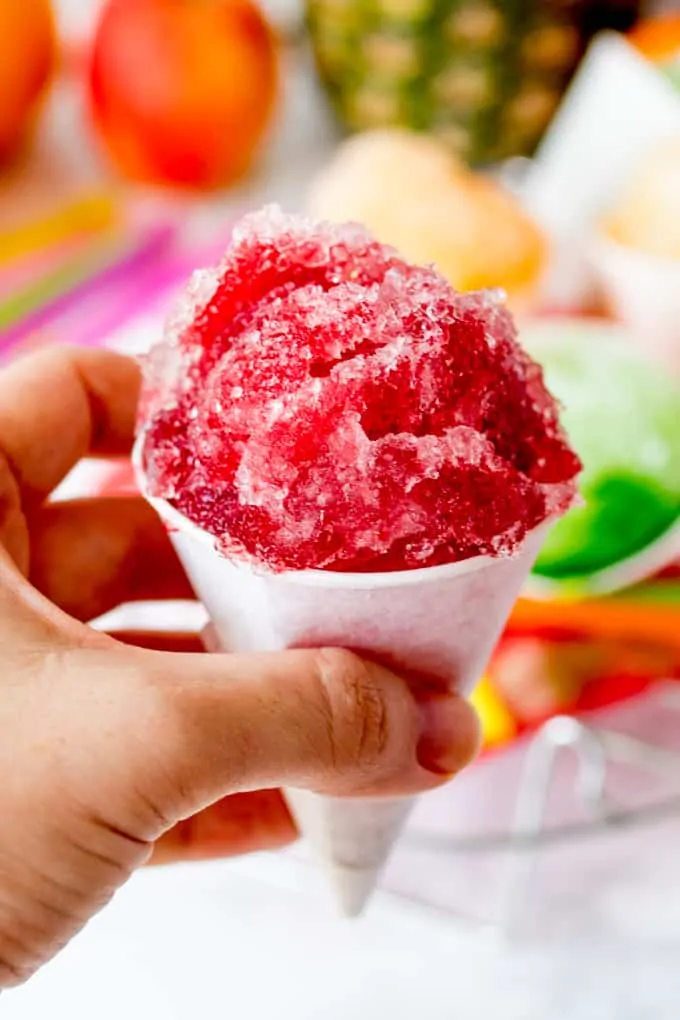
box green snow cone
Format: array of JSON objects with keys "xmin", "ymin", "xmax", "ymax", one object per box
[{"xmin": 522, "ymin": 320, "xmax": 680, "ymax": 581}]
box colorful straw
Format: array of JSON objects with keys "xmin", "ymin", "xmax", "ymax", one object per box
[
  {"xmin": 52, "ymin": 255, "xmax": 196, "ymax": 349},
  {"xmin": 0, "ymin": 236, "xmax": 231, "ymax": 362},
  {"xmin": 0, "ymin": 223, "xmax": 176, "ymax": 349},
  {"xmin": 0, "ymin": 193, "xmax": 117, "ymax": 267},
  {"xmin": 0, "ymin": 237, "xmax": 90, "ymax": 301}
]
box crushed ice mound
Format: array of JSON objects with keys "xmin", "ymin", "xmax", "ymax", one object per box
[{"xmin": 140, "ymin": 206, "xmax": 580, "ymax": 572}]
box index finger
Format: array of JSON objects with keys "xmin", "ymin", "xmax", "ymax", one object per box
[
  {"xmin": 0, "ymin": 346, "xmax": 140, "ymax": 504},
  {"xmin": 150, "ymin": 792, "xmax": 297, "ymax": 865}
]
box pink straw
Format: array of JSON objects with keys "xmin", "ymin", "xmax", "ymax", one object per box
[
  {"xmin": 0, "ymin": 223, "xmax": 176, "ymax": 354},
  {"xmin": 2, "ymin": 237, "xmax": 231, "ymax": 359}
]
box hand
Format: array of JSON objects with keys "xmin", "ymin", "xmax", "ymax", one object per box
[{"xmin": 0, "ymin": 346, "xmax": 479, "ymax": 986}]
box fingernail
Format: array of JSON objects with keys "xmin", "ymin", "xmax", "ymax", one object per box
[{"xmin": 417, "ymin": 694, "xmax": 481, "ymax": 776}]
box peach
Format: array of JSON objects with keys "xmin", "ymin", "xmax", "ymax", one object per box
[
  {"xmin": 88, "ymin": 0, "xmax": 278, "ymax": 189},
  {"xmin": 309, "ymin": 129, "xmax": 547, "ymax": 312}
]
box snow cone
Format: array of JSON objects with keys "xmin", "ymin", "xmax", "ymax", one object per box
[{"xmin": 135, "ymin": 206, "xmax": 580, "ymax": 915}]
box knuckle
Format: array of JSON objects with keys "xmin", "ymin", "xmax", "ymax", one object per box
[
  {"xmin": 313, "ymin": 649, "xmax": 390, "ymax": 776},
  {"xmin": 0, "ymin": 876, "xmax": 74, "ymax": 991},
  {"xmin": 0, "ymin": 914, "xmax": 79, "ymax": 990},
  {"xmin": 0, "ymin": 956, "xmax": 33, "ymax": 989}
]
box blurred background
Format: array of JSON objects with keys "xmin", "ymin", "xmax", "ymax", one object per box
[{"xmin": 2, "ymin": 0, "xmax": 680, "ymax": 1016}]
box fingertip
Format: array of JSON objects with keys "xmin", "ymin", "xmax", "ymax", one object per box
[
  {"xmin": 149, "ymin": 792, "xmax": 298, "ymax": 865},
  {"xmin": 416, "ymin": 693, "xmax": 481, "ymax": 778}
]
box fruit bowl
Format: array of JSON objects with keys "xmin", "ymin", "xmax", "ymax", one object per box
[{"xmin": 383, "ymin": 682, "xmax": 680, "ymax": 936}]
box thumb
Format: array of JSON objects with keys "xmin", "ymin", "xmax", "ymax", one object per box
[
  {"xmin": 0, "ymin": 638, "xmax": 478, "ymax": 986},
  {"xmin": 57, "ymin": 641, "xmax": 480, "ymax": 843}
]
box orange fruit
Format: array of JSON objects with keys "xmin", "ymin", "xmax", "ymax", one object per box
[
  {"xmin": 628, "ymin": 13, "xmax": 680, "ymax": 64},
  {"xmin": 88, "ymin": 0, "xmax": 279, "ymax": 189},
  {"xmin": 0, "ymin": 0, "xmax": 57, "ymax": 165}
]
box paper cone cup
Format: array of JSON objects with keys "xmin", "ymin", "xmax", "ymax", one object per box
[
  {"xmin": 523, "ymin": 33, "xmax": 680, "ymax": 311},
  {"xmin": 135, "ymin": 438, "xmax": 550, "ymax": 914},
  {"xmin": 589, "ymin": 233, "xmax": 680, "ymax": 375}
]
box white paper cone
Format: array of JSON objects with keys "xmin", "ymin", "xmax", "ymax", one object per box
[
  {"xmin": 136, "ymin": 442, "xmax": 549, "ymax": 913},
  {"xmin": 283, "ymin": 790, "xmax": 414, "ymax": 916},
  {"xmin": 201, "ymin": 619, "xmax": 415, "ymax": 916}
]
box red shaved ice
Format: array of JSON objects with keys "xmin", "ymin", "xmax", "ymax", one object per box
[{"xmin": 140, "ymin": 206, "xmax": 580, "ymax": 573}]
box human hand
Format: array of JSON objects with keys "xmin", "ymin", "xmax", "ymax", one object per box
[{"xmin": 0, "ymin": 346, "xmax": 479, "ymax": 986}]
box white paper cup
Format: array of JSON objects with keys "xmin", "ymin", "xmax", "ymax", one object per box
[
  {"xmin": 589, "ymin": 234, "xmax": 680, "ymax": 375},
  {"xmin": 135, "ymin": 438, "xmax": 550, "ymax": 913},
  {"xmin": 523, "ymin": 32, "xmax": 680, "ymax": 311}
]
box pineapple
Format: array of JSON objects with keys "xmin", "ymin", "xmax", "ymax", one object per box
[{"xmin": 306, "ymin": 0, "xmax": 642, "ymax": 164}]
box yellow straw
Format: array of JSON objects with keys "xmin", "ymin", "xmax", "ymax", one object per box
[{"xmin": 0, "ymin": 193, "xmax": 118, "ymax": 265}]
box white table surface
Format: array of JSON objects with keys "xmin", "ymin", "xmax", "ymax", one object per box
[{"xmin": 4, "ymin": 848, "xmax": 680, "ymax": 1020}]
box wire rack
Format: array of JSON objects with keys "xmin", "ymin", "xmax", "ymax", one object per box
[{"xmin": 391, "ymin": 682, "xmax": 680, "ymax": 935}]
